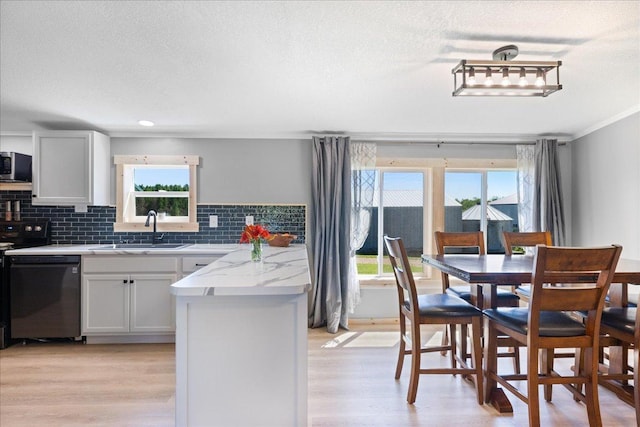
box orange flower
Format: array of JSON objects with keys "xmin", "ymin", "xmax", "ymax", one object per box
[{"xmin": 240, "ymin": 224, "xmax": 271, "ymax": 243}]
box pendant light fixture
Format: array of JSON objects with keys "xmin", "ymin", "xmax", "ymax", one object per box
[{"xmin": 452, "ymin": 45, "xmax": 562, "ymax": 97}]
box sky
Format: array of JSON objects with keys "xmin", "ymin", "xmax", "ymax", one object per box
[
  {"xmin": 134, "ymin": 168, "xmax": 189, "ymax": 186},
  {"xmin": 383, "ymin": 171, "xmax": 517, "ymax": 201}
]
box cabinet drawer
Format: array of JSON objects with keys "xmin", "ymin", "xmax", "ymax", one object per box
[
  {"xmin": 83, "ymin": 256, "xmax": 178, "ymax": 273},
  {"xmin": 182, "ymin": 256, "xmax": 220, "ymax": 273}
]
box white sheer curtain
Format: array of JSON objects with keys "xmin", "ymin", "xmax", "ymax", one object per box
[
  {"xmin": 516, "ymin": 145, "xmax": 535, "ymax": 233},
  {"xmin": 348, "ymin": 142, "xmax": 376, "ymax": 314}
]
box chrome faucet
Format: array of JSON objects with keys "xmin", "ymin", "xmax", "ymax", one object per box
[{"xmin": 144, "ymin": 210, "xmax": 163, "ymax": 245}]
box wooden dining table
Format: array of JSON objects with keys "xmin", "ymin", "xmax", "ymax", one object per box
[{"xmin": 421, "ymin": 253, "xmax": 640, "ymax": 413}]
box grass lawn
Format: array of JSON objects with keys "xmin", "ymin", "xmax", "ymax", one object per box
[{"xmin": 357, "ymin": 254, "xmax": 421, "ymax": 275}]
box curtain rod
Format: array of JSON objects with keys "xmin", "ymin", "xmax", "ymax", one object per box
[{"xmin": 364, "ymin": 140, "xmax": 567, "ymax": 147}]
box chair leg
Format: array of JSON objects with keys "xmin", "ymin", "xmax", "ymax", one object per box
[
  {"xmin": 460, "ymin": 323, "xmax": 468, "ymax": 365},
  {"xmin": 449, "ymin": 324, "xmax": 457, "ymax": 371},
  {"xmin": 582, "ymin": 347, "xmax": 603, "ymax": 427},
  {"xmin": 441, "ymin": 325, "xmax": 449, "ymax": 356},
  {"xmin": 541, "ymin": 348, "xmax": 554, "ymax": 402},
  {"xmin": 527, "ymin": 344, "xmax": 541, "ymax": 427},
  {"xmin": 395, "ymin": 314, "xmax": 406, "ymax": 380},
  {"xmin": 634, "ymin": 344, "xmax": 639, "ymax": 426},
  {"xmin": 573, "ymin": 347, "xmax": 584, "ymax": 401},
  {"xmin": 470, "ymin": 317, "xmax": 484, "ymax": 405},
  {"xmin": 484, "ymin": 318, "xmax": 498, "ymax": 404},
  {"xmin": 512, "ymin": 344, "xmax": 521, "ymax": 374},
  {"xmin": 407, "ymin": 320, "xmax": 422, "ymax": 404}
]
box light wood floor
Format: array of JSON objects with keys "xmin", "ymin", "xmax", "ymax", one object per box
[{"xmin": 0, "ymin": 321, "xmax": 636, "ymax": 426}]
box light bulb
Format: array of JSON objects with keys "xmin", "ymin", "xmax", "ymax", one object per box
[
  {"xmin": 535, "ymin": 69, "xmax": 545, "ymax": 87},
  {"xmin": 484, "ymin": 68, "xmax": 494, "ymax": 87},
  {"xmin": 518, "ymin": 68, "xmax": 527, "ymax": 87},
  {"xmin": 501, "ymin": 68, "xmax": 510, "ymax": 87},
  {"xmin": 467, "ymin": 67, "xmax": 476, "ymax": 86}
]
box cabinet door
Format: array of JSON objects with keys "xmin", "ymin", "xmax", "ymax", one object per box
[
  {"xmin": 82, "ymin": 274, "xmax": 129, "ymax": 334},
  {"xmin": 32, "ymin": 130, "xmax": 109, "ymax": 206},
  {"xmin": 130, "ymin": 274, "xmax": 178, "ymax": 333},
  {"xmin": 33, "ymin": 131, "xmax": 92, "ymax": 205}
]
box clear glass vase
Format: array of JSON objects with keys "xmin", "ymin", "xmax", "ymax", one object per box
[{"xmin": 251, "ymin": 239, "xmax": 262, "ymax": 262}]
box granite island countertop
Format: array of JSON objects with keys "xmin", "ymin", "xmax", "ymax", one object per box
[{"xmin": 170, "ymin": 244, "xmax": 311, "ymax": 297}]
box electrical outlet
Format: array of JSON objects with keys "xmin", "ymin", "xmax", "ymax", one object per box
[
  {"xmin": 245, "ymin": 215, "xmax": 254, "ymax": 226},
  {"xmin": 209, "ymin": 215, "xmax": 218, "ymax": 228}
]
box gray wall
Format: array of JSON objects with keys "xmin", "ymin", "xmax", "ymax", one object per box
[
  {"xmin": 110, "ymin": 138, "xmax": 313, "ymax": 206},
  {"xmin": 0, "ymin": 135, "xmax": 314, "ymax": 207},
  {"xmin": 570, "ymin": 112, "xmax": 640, "ymax": 260}
]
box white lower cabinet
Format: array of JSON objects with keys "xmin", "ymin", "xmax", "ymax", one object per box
[
  {"xmin": 82, "ymin": 274, "xmax": 130, "ymax": 333},
  {"xmin": 82, "ymin": 256, "xmax": 179, "ymax": 337},
  {"xmin": 130, "ymin": 274, "xmax": 177, "ymax": 332},
  {"xmin": 82, "ymin": 273, "xmax": 177, "ymax": 334}
]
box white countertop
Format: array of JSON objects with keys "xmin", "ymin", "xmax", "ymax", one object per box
[
  {"xmin": 5, "ymin": 242, "xmax": 312, "ymax": 297},
  {"xmin": 170, "ymin": 244, "xmax": 311, "ymax": 297},
  {"xmin": 4, "ymin": 243, "xmax": 240, "ymax": 256}
]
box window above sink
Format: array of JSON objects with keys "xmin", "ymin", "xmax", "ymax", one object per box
[{"xmin": 113, "ymin": 155, "xmax": 199, "ymax": 232}]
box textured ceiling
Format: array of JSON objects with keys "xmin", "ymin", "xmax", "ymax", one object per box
[{"xmin": 1, "ymin": 1, "xmax": 639, "ymax": 141}]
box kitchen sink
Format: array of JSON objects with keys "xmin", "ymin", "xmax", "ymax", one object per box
[{"xmin": 95, "ymin": 243, "xmax": 190, "ymax": 250}]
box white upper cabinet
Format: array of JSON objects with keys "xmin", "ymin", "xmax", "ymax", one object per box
[{"xmin": 32, "ymin": 130, "xmax": 110, "ymax": 206}]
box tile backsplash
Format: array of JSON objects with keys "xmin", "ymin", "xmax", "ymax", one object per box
[{"xmin": 0, "ymin": 191, "xmax": 305, "ymax": 245}]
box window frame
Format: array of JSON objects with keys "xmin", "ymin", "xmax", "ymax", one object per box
[
  {"xmin": 357, "ymin": 156, "xmax": 516, "ymax": 285},
  {"xmin": 113, "ymin": 155, "xmax": 199, "ymax": 232}
]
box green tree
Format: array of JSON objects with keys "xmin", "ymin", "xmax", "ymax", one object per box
[
  {"xmin": 458, "ymin": 197, "xmax": 480, "ymax": 211},
  {"xmin": 135, "ymin": 184, "xmax": 189, "ymax": 216}
]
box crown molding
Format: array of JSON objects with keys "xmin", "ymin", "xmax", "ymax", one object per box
[{"xmin": 572, "ymin": 105, "xmax": 640, "ymax": 141}]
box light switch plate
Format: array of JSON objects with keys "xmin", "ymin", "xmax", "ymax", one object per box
[
  {"xmin": 245, "ymin": 215, "xmax": 254, "ymax": 225},
  {"xmin": 209, "ymin": 215, "xmax": 218, "ymax": 228}
]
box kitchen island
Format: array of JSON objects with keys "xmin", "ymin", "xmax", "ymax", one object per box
[{"xmin": 170, "ymin": 244, "xmax": 311, "ymax": 427}]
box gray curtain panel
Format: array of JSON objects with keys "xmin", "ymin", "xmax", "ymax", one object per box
[
  {"xmin": 309, "ymin": 136, "xmax": 352, "ymax": 333},
  {"xmin": 534, "ymin": 139, "xmax": 566, "ymax": 245}
]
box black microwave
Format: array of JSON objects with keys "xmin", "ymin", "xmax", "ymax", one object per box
[{"xmin": 0, "ymin": 152, "xmax": 32, "ymax": 182}]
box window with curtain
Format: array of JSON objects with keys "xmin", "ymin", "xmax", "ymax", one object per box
[
  {"xmin": 356, "ymin": 170, "xmax": 426, "ymax": 278},
  {"xmin": 356, "ymin": 164, "xmax": 518, "ymax": 282},
  {"xmin": 445, "ymin": 169, "xmax": 518, "ymax": 253}
]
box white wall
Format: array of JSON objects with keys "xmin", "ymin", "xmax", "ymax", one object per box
[
  {"xmin": 0, "ymin": 134, "xmax": 31, "ymax": 154},
  {"xmin": 570, "ymin": 112, "xmax": 640, "ymax": 260}
]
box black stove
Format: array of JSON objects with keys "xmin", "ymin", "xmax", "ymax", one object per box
[{"xmin": 0, "ymin": 220, "xmax": 51, "ymax": 349}]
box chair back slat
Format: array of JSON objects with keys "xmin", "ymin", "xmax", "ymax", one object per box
[
  {"xmin": 435, "ymin": 231, "xmax": 485, "ymax": 255},
  {"xmin": 384, "ymin": 236, "xmax": 418, "ymax": 310},
  {"xmin": 502, "ymin": 231, "xmax": 552, "ymax": 255},
  {"xmin": 434, "ymin": 231, "xmax": 484, "ymax": 293},
  {"xmin": 539, "ymin": 287, "xmax": 602, "ymax": 311},
  {"xmin": 530, "ymin": 245, "xmax": 622, "ymax": 315}
]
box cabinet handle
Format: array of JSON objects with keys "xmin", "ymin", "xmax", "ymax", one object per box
[
  {"xmin": 129, "ymin": 279, "xmax": 134, "ymax": 284},
  {"xmin": 123, "ymin": 279, "xmax": 128, "ymax": 284},
  {"xmin": 195, "ymin": 263, "xmax": 208, "ymax": 267}
]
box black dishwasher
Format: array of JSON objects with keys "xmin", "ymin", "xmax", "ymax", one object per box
[{"xmin": 9, "ymin": 255, "xmax": 81, "ymax": 340}]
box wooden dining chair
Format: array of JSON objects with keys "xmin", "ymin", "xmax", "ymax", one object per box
[
  {"xmin": 434, "ymin": 231, "xmax": 521, "ymax": 371},
  {"xmin": 582, "ymin": 291, "xmax": 639, "ymax": 425},
  {"xmin": 483, "ymin": 244, "xmax": 622, "ymax": 427},
  {"xmin": 435, "ymin": 231, "xmax": 520, "ymax": 308},
  {"xmin": 502, "ymin": 231, "xmax": 553, "ymax": 302},
  {"xmin": 384, "ymin": 235, "xmax": 484, "ymax": 405}
]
